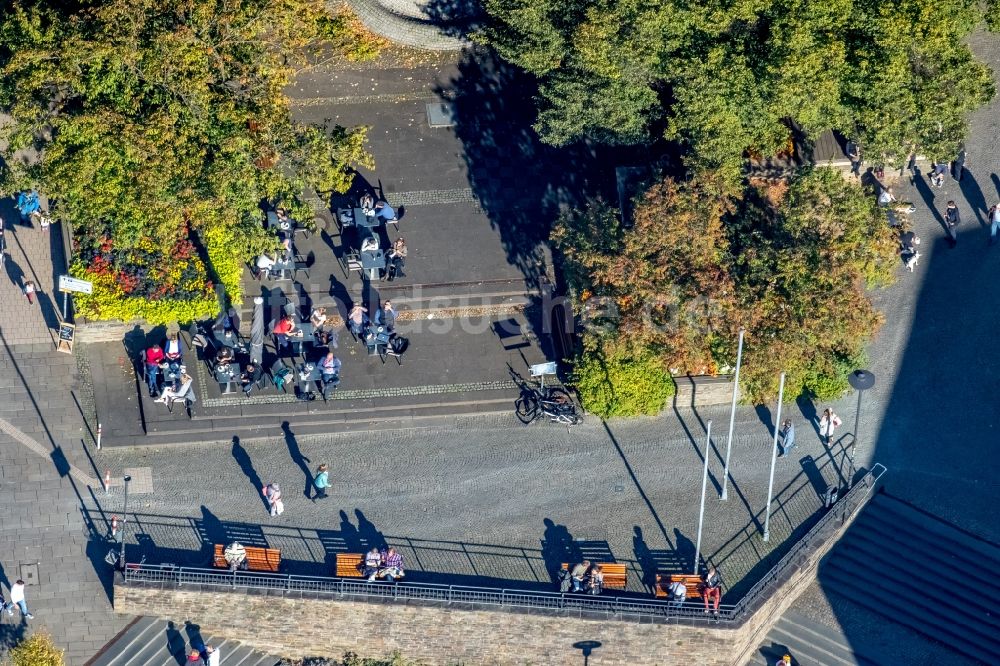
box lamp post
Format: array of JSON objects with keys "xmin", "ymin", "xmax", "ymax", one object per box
[
  {"xmin": 693, "ymin": 420, "xmax": 712, "ymax": 574},
  {"xmin": 846, "ymin": 370, "xmax": 875, "ymax": 490},
  {"xmin": 720, "ymin": 327, "xmax": 745, "ymax": 501},
  {"xmin": 119, "ymin": 475, "xmax": 132, "ymax": 569},
  {"xmin": 762, "ymin": 373, "xmax": 785, "ymax": 543}
]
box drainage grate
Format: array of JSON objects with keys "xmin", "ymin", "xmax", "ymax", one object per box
[
  {"xmin": 426, "ymin": 102, "xmax": 456, "ymax": 128},
  {"xmin": 20, "ymin": 563, "xmax": 39, "ymax": 586}
]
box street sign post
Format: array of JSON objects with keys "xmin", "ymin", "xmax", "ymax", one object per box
[{"xmin": 57, "ymin": 275, "xmax": 92, "ymax": 321}]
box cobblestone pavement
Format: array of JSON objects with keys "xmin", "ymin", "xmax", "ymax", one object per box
[
  {"xmin": 0, "ymin": 215, "xmax": 124, "ymax": 664},
  {"xmin": 84, "ymin": 404, "xmax": 867, "ymax": 600}
]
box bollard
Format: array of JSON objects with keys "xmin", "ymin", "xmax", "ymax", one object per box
[
  {"xmin": 96, "ymin": 423, "xmax": 102, "ymax": 450},
  {"xmin": 104, "ymin": 469, "xmax": 111, "ymax": 494},
  {"xmin": 111, "ymin": 515, "xmax": 119, "ymax": 536}
]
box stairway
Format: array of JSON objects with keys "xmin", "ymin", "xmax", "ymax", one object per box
[
  {"xmin": 747, "ymin": 610, "xmax": 880, "ymax": 666},
  {"xmin": 799, "ymin": 491, "xmax": 1000, "ymax": 665},
  {"xmin": 87, "ymin": 616, "xmax": 280, "ymax": 666}
]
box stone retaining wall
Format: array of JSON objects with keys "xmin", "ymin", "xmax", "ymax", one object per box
[
  {"xmin": 113, "ymin": 495, "xmax": 867, "ymax": 666},
  {"xmin": 673, "ymin": 375, "xmax": 736, "ymax": 408}
]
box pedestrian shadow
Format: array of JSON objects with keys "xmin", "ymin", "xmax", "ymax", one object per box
[
  {"xmin": 280, "ymin": 421, "xmax": 313, "ymax": 499},
  {"xmin": 540, "ymin": 518, "xmax": 580, "ymax": 584},
  {"xmin": 759, "ymin": 642, "xmax": 798, "ymax": 666},
  {"xmin": 960, "ymin": 169, "xmax": 990, "ymax": 225},
  {"xmin": 183, "ymin": 621, "xmax": 204, "ymax": 654},
  {"xmin": 231, "ymin": 437, "xmax": 269, "ymax": 512},
  {"xmin": 800, "ymin": 455, "xmax": 831, "ymax": 501},
  {"xmin": 165, "ymin": 621, "xmax": 187, "ymax": 666},
  {"xmin": 632, "ymin": 526, "xmax": 693, "ymax": 589},
  {"xmin": 355, "ymin": 509, "xmax": 387, "ymax": 551}
]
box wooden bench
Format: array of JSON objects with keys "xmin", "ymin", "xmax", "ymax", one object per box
[
  {"xmin": 335, "ymin": 553, "xmax": 365, "ymax": 578},
  {"xmin": 213, "ymin": 544, "xmax": 281, "ymax": 573},
  {"xmin": 561, "ymin": 563, "xmax": 627, "ymax": 590},
  {"xmin": 654, "ymin": 573, "xmax": 703, "ymax": 599}
]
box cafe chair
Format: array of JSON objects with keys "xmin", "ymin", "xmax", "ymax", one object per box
[
  {"xmin": 381, "ymin": 335, "xmax": 408, "ymax": 366},
  {"xmin": 270, "ymin": 359, "xmax": 292, "ymax": 393},
  {"xmin": 345, "ymin": 251, "xmax": 363, "ymax": 276}
]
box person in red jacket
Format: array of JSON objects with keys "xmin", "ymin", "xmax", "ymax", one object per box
[
  {"xmin": 144, "ymin": 344, "xmax": 165, "ymax": 394},
  {"xmin": 273, "ymin": 314, "xmax": 296, "ymax": 350}
]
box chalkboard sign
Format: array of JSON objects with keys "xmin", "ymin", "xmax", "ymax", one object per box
[{"xmin": 57, "ymin": 323, "xmax": 75, "ymax": 354}]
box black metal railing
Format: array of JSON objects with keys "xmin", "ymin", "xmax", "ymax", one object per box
[{"xmin": 124, "ymin": 464, "xmax": 886, "ymax": 624}]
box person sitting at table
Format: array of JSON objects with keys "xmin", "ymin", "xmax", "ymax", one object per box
[
  {"xmin": 278, "ymin": 229, "xmax": 292, "ymax": 254},
  {"xmin": 360, "ymin": 235, "xmax": 379, "ymax": 253},
  {"xmin": 165, "ymin": 333, "xmax": 183, "ymax": 362},
  {"xmin": 375, "ymin": 300, "xmax": 397, "ymax": 332},
  {"xmin": 215, "ymin": 346, "xmax": 234, "ymax": 367},
  {"xmin": 375, "ymin": 199, "xmax": 396, "ymax": 222},
  {"xmin": 320, "ymin": 352, "xmax": 341, "ymax": 379},
  {"xmin": 276, "ymin": 207, "xmax": 292, "ymax": 227},
  {"xmin": 144, "ymin": 344, "xmax": 165, "ymax": 394},
  {"xmin": 218, "ymin": 307, "xmax": 239, "ymax": 334},
  {"xmin": 240, "ymin": 362, "xmax": 262, "ymax": 396},
  {"xmin": 387, "ymin": 238, "xmax": 407, "ymax": 280},
  {"xmin": 154, "ymin": 373, "xmax": 193, "ymax": 407},
  {"xmin": 273, "ymin": 314, "xmax": 297, "ymax": 350},
  {"xmin": 347, "ymin": 305, "xmax": 368, "ymax": 338},
  {"xmin": 255, "ymin": 252, "xmax": 276, "ymax": 280},
  {"xmin": 360, "ymin": 193, "xmax": 375, "ymax": 215}
]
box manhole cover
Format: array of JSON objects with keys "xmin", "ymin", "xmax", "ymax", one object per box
[
  {"xmin": 426, "ymin": 102, "xmax": 455, "ymax": 128},
  {"xmin": 613, "ymin": 484, "xmax": 625, "ymax": 493},
  {"xmin": 20, "ymin": 563, "xmax": 39, "ymax": 586}
]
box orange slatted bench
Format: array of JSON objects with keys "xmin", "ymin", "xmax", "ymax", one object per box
[
  {"xmin": 335, "ymin": 553, "xmax": 365, "ymax": 578},
  {"xmin": 561, "ymin": 562, "xmax": 627, "ymax": 589},
  {"xmin": 213, "ymin": 544, "xmax": 281, "ymax": 573},
  {"xmin": 654, "ymin": 573, "xmax": 702, "ymax": 598}
]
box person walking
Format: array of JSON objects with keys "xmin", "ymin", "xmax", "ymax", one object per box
[
  {"xmin": 819, "ymin": 408, "xmax": 842, "ymax": 445},
  {"xmin": 846, "ymin": 140, "xmax": 862, "ymax": 177},
  {"xmin": 943, "ymin": 200, "xmax": 960, "ymax": 248},
  {"xmin": 312, "ymin": 464, "xmax": 330, "ymax": 501},
  {"xmin": 263, "ymin": 482, "xmax": 283, "ymax": 516},
  {"xmin": 22, "ymin": 280, "xmax": 35, "ymax": 305},
  {"xmin": 6, "ymin": 580, "xmax": 33, "ymax": 619},
  {"xmin": 777, "ymin": 419, "xmax": 796, "ymax": 458},
  {"xmin": 989, "ymin": 203, "xmax": 1000, "ymax": 246}
]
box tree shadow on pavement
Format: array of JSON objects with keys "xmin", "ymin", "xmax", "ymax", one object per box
[{"xmin": 436, "ymin": 48, "xmax": 609, "ymax": 290}]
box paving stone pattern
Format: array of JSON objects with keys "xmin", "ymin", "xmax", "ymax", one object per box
[{"xmin": 0, "ymin": 219, "xmax": 125, "ymax": 664}]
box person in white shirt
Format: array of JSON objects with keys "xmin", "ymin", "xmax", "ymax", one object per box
[
  {"xmin": 7, "ymin": 579, "xmax": 33, "ymax": 619},
  {"xmin": 204, "ymin": 645, "xmax": 221, "ymax": 666}
]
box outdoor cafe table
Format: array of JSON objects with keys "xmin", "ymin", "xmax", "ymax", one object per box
[
  {"xmin": 288, "ymin": 321, "xmax": 315, "ymax": 357},
  {"xmin": 361, "ymin": 249, "xmax": 385, "ymax": 280},
  {"xmin": 270, "ymin": 256, "xmax": 294, "ymax": 280},
  {"xmin": 296, "ymin": 362, "xmax": 323, "ymax": 394},
  {"xmin": 353, "ymin": 207, "xmax": 381, "ymax": 231},
  {"xmin": 161, "ymin": 362, "xmax": 183, "ymax": 388},
  {"xmin": 214, "ymin": 362, "xmax": 241, "ymax": 395},
  {"xmin": 216, "ymin": 329, "xmax": 248, "ymax": 354},
  {"xmin": 364, "ymin": 325, "xmax": 392, "ymax": 356}
]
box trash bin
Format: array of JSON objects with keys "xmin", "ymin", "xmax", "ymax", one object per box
[{"xmin": 823, "ymin": 485, "xmax": 839, "ymax": 508}]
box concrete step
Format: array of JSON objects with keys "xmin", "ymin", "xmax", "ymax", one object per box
[
  {"xmin": 843, "ymin": 520, "xmax": 1000, "ymax": 625},
  {"xmin": 87, "ymin": 618, "xmax": 280, "ymax": 666},
  {"xmin": 874, "ymin": 493, "xmax": 1000, "ymax": 563},
  {"xmin": 87, "ymin": 616, "xmax": 158, "ymax": 666},
  {"xmin": 822, "ymin": 552, "xmax": 999, "ymax": 663}
]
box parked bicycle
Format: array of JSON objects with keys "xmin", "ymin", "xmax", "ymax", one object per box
[{"xmin": 509, "ymin": 367, "xmax": 582, "ymax": 426}]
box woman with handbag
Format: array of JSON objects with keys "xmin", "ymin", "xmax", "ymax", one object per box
[{"xmin": 819, "ymin": 408, "xmax": 842, "ymax": 445}]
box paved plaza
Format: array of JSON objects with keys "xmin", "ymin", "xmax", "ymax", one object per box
[{"xmin": 0, "ymin": 34, "xmax": 998, "ymax": 666}]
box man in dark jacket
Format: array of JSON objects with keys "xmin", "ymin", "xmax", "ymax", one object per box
[{"xmin": 944, "ymin": 201, "xmax": 960, "ymax": 248}]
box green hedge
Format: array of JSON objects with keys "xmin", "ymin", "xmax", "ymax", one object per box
[{"xmin": 572, "ymin": 342, "xmax": 676, "ymax": 418}]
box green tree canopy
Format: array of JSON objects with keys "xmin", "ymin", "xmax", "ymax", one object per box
[
  {"xmin": 0, "ymin": 0, "xmax": 375, "ymax": 318},
  {"xmin": 482, "ymin": 0, "xmax": 995, "ymax": 176},
  {"xmin": 554, "ymin": 169, "xmax": 897, "ymax": 405}
]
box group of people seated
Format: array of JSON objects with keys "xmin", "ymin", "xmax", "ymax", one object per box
[
  {"xmin": 559, "ymin": 560, "xmax": 605, "ymax": 595},
  {"xmin": 347, "ymin": 300, "xmax": 397, "ymax": 338},
  {"xmin": 358, "ymin": 193, "xmax": 397, "ymax": 224},
  {"xmin": 360, "ymin": 546, "xmax": 405, "ymax": 582},
  {"xmin": 143, "ymin": 333, "xmax": 186, "ymax": 397}
]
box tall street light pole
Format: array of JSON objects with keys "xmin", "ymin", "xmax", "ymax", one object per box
[
  {"xmin": 693, "ymin": 420, "xmax": 712, "ymax": 575},
  {"xmin": 720, "ymin": 327, "xmax": 745, "ymax": 501},
  {"xmin": 763, "ymin": 373, "xmax": 785, "ymax": 543},
  {"xmin": 119, "ymin": 475, "xmax": 132, "ymax": 569},
  {"xmin": 846, "ymin": 369, "xmax": 875, "ymax": 490}
]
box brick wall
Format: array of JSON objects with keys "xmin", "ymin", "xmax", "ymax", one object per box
[{"xmin": 114, "ymin": 500, "xmax": 865, "ymax": 666}]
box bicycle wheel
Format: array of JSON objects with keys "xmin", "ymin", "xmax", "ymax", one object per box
[{"xmin": 515, "ymin": 393, "xmax": 539, "ymax": 424}]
